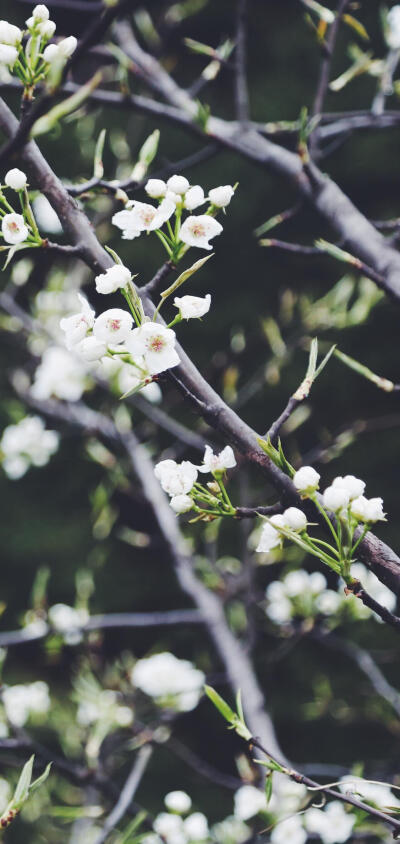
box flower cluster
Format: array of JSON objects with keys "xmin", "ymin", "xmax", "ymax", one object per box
[
  {"xmin": 152, "ymin": 792, "xmax": 209, "ymax": 844},
  {"xmin": 2, "ymin": 681, "xmax": 50, "ymax": 727},
  {"xmin": 0, "ymin": 167, "xmax": 46, "ymax": 260},
  {"xmin": 0, "ymin": 415, "xmax": 59, "ymax": 479},
  {"xmin": 264, "ymin": 564, "xmax": 396, "ymax": 626},
  {"xmin": 0, "ymin": 5, "xmax": 76, "ymax": 90},
  {"xmin": 131, "ymin": 652, "xmax": 205, "ymax": 712},
  {"xmin": 154, "ymin": 445, "xmax": 237, "ymax": 516},
  {"xmin": 112, "ymin": 173, "xmax": 235, "ymax": 260},
  {"xmin": 48, "ymin": 603, "xmax": 89, "ymax": 645}
]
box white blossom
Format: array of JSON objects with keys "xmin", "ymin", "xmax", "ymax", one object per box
[
  {"xmin": 4, "ymin": 168, "xmax": 27, "ymax": 190},
  {"xmin": 0, "ymin": 44, "xmax": 17, "ymax": 65},
  {"xmin": 164, "ymin": 791, "xmax": 192, "ymax": 814},
  {"xmin": 43, "ymin": 43, "xmax": 59, "ymax": 62},
  {"xmin": 93, "ymin": 308, "xmax": 133, "ymax": 344},
  {"xmin": 1, "ymin": 415, "xmax": 59, "ymax": 479},
  {"xmin": 0, "ymin": 21, "xmax": 22, "ymax": 46},
  {"xmin": 270, "ymin": 814, "xmax": 307, "ymax": 844},
  {"xmin": 173, "ymin": 293, "xmax": 211, "ymax": 320},
  {"xmin": 387, "ymin": 5, "xmax": 400, "ymax": 49},
  {"xmin": 332, "ymin": 474, "xmax": 365, "ymax": 500},
  {"xmin": 40, "ymin": 19, "xmax": 56, "ymax": 38},
  {"xmin": 315, "ymin": 590, "xmax": 342, "ymax": 615},
  {"xmin": 131, "ymin": 652, "xmax": 205, "ymax": 711},
  {"xmin": 95, "ymin": 264, "xmax": 131, "ymax": 294},
  {"xmin": 112, "ymin": 198, "xmax": 175, "ymax": 239},
  {"xmin": 208, "ymin": 185, "xmax": 235, "ymax": 207},
  {"xmin": 57, "ymin": 35, "xmax": 77, "ymax": 57},
  {"xmin": 350, "ymin": 495, "xmax": 385, "ymax": 523},
  {"xmin": 198, "ymin": 444, "xmax": 236, "ymax": 474},
  {"xmin": 76, "ymin": 336, "xmax": 107, "ymax": 362},
  {"xmin": 339, "ymin": 774, "xmax": 400, "ymax": 809},
  {"xmin": 155, "ymin": 459, "xmax": 198, "ymax": 496},
  {"xmin": 170, "ymin": 494, "xmax": 193, "ymax": 514},
  {"xmin": 292, "ymin": 465, "xmax": 320, "ymax": 493},
  {"xmin": 183, "ymin": 812, "xmax": 209, "ymax": 840},
  {"xmin": 2, "ymin": 212, "xmax": 28, "ymax": 244},
  {"xmin": 32, "ymin": 194, "xmax": 62, "ymax": 234},
  {"xmin": 179, "ymin": 214, "xmax": 223, "ymax": 250},
  {"xmin": 60, "ymin": 293, "xmax": 95, "ymax": 348},
  {"xmin": 32, "ymin": 346, "xmax": 87, "ymax": 401},
  {"xmin": 283, "ymin": 507, "xmax": 307, "ymax": 531},
  {"xmin": 284, "ymin": 569, "xmax": 314, "ymax": 597},
  {"xmin": 256, "ymin": 514, "xmax": 286, "ymax": 553},
  {"xmin": 3, "ymin": 681, "xmax": 50, "ymax": 726},
  {"xmin": 167, "ymin": 174, "xmax": 190, "ymax": 194},
  {"xmin": 32, "ymin": 4, "xmax": 50, "ymax": 21},
  {"xmin": 234, "ymin": 785, "xmax": 266, "ymax": 820},
  {"xmin": 126, "ymin": 322, "xmax": 180, "ymax": 375},
  {"xmin": 322, "ymin": 486, "xmax": 350, "ymax": 512},
  {"xmin": 305, "ymin": 801, "xmax": 355, "ymax": 844},
  {"xmin": 184, "ymin": 185, "xmax": 205, "ymax": 210},
  {"xmin": 154, "ymin": 813, "xmax": 185, "ymax": 844},
  {"xmin": 145, "ymin": 178, "xmax": 167, "ymax": 198}
]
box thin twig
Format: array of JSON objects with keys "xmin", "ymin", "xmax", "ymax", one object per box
[{"xmin": 94, "ymin": 745, "xmax": 153, "ymax": 844}]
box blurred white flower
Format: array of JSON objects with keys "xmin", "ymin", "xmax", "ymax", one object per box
[
  {"xmin": 234, "ymin": 785, "xmax": 266, "ymax": 820},
  {"xmin": 173, "ymin": 294, "xmax": 211, "ymax": 320},
  {"xmin": 126, "ymin": 323, "xmax": 180, "ymax": 375},
  {"xmin": 5, "ymin": 168, "xmax": 27, "ymax": 190},
  {"xmin": 339, "ymin": 774, "xmax": 400, "ymax": 809},
  {"xmin": 183, "ymin": 812, "xmax": 209, "ymax": 840},
  {"xmin": 76, "ymin": 336, "xmax": 107, "ymax": 362},
  {"xmin": 386, "ymin": 5, "xmax": 400, "ymax": 49},
  {"xmin": 117, "ymin": 363, "xmax": 162, "ymax": 403},
  {"xmin": 208, "ymin": 185, "xmax": 235, "ymax": 207},
  {"xmin": 179, "ymin": 215, "xmax": 223, "ymax": 250},
  {"xmin": 305, "ymin": 801, "xmax": 355, "ymax": 844},
  {"xmin": 154, "ymin": 812, "xmax": 186, "ymax": 844},
  {"xmin": 270, "ymin": 814, "xmax": 307, "ymax": 844},
  {"xmin": 0, "ymin": 21, "xmax": 22, "ymax": 46},
  {"xmin": 31, "ymin": 346, "xmax": 87, "ymax": 401},
  {"xmin": 93, "ymin": 308, "xmax": 133, "ymax": 344},
  {"xmin": 1, "ymin": 415, "xmax": 59, "ymax": 479},
  {"xmin": 60, "ymin": 293, "xmax": 95, "ymax": 349},
  {"xmin": 198, "ymin": 444, "xmax": 236, "ymax": 474},
  {"xmin": 2, "ymin": 212, "xmax": 28, "ymax": 243},
  {"xmin": 0, "ymin": 44, "xmax": 18, "ymax": 65},
  {"xmin": 155, "ymin": 459, "xmax": 198, "ymax": 496},
  {"xmin": 131, "ymin": 652, "xmax": 205, "ymax": 711},
  {"xmin": 349, "ymin": 563, "xmax": 396, "ymax": 617},
  {"xmin": 164, "ymin": 791, "xmax": 192, "ymax": 814},
  {"xmin": 3, "ymin": 681, "xmax": 50, "ymax": 726}
]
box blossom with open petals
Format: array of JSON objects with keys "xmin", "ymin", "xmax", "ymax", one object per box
[
  {"xmin": 60, "ymin": 293, "xmax": 95, "ymax": 349},
  {"xmin": 112, "ymin": 198, "xmax": 175, "ymax": 240},
  {"xmin": 95, "ymin": 264, "xmax": 131, "ymax": 294},
  {"xmin": 173, "ymin": 294, "xmax": 211, "ymax": 320},
  {"xmin": 126, "ymin": 322, "xmax": 180, "ymax": 375},
  {"xmin": 179, "ymin": 215, "xmax": 223, "ymax": 250},
  {"xmin": 154, "ymin": 459, "xmax": 198, "ymax": 496},
  {"xmin": 198, "ymin": 444, "xmax": 236, "ymax": 474},
  {"xmin": 93, "ymin": 308, "xmax": 133, "ymax": 344},
  {"xmin": 2, "ymin": 212, "xmax": 29, "ymax": 244}
]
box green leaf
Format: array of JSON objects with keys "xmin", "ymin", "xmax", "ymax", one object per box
[
  {"xmin": 160, "ymin": 254, "xmax": 213, "ymax": 301},
  {"xmin": 118, "ymin": 811, "xmax": 148, "ymax": 842},
  {"xmin": 29, "ymin": 762, "xmax": 52, "ymax": 794},
  {"xmin": 93, "ymin": 129, "xmax": 106, "ymax": 179},
  {"xmin": 105, "ymin": 245, "xmax": 123, "ymax": 265},
  {"xmin": 236, "ymin": 689, "xmax": 245, "ymax": 722},
  {"xmin": 265, "ymin": 771, "xmax": 274, "ymax": 804},
  {"xmin": 342, "ymin": 13, "xmax": 369, "ymax": 41},
  {"xmin": 333, "ymin": 347, "xmax": 394, "ymax": 392},
  {"xmin": 204, "ymin": 685, "xmax": 236, "ymax": 724},
  {"xmin": 14, "ymin": 756, "xmax": 34, "ymax": 805}
]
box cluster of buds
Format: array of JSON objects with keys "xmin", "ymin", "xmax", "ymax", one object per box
[
  {"xmin": 154, "ymin": 445, "xmax": 237, "ymax": 517},
  {"xmin": 0, "ymin": 168, "xmax": 44, "ymax": 256},
  {"xmin": 112, "ymin": 173, "xmax": 235, "ymax": 261},
  {"xmin": 0, "ymin": 5, "xmax": 77, "ymax": 94}
]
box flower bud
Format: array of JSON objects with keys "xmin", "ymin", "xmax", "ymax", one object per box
[
  {"xmin": 40, "ymin": 19, "xmax": 56, "ymax": 38},
  {"xmin": 332, "ymin": 474, "xmax": 365, "ymax": 500},
  {"xmin": 283, "ymin": 507, "xmax": 307, "ymax": 531},
  {"xmin": 208, "ymin": 184, "xmax": 235, "ymax": 208},
  {"xmin": 351, "ymin": 496, "xmax": 385, "ymax": 523},
  {"xmin": 184, "ymin": 185, "xmax": 205, "ymax": 210},
  {"xmin": 167, "ymin": 174, "xmax": 189, "ymax": 194},
  {"xmin": 95, "ymin": 264, "xmax": 131, "ymax": 295},
  {"xmin": 293, "ymin": 466, "xmax": 320, "ymax": 494},
  {"xmin": 322, "ymin": 486, "xmax": 350, "ymax": 512},
  {"xmin": 170, "ymin": 494, "xmax": 193, "ymax": 514},
  {"xmin": 145, "ymin": 178, "xmax": 166, "ymax": 198},
  {"xmin": 43, "ymin": 43, "xmax": 59, "ymax": 62},
  {"xmin": 164, "ymin": 791, "xmax": 192, "ymax": 814},
  {"xmin": 57, "ymin": 35, "xmax": 77, "ymax": 58},
  {"xmin": 0, "ymin": 44, "xmax": 17, "ymax": 65},
  {"xmin": 32, "ymin": 5, "xmax": 50, "ymax": 21},
  {"xmin": 0, "ymin": 21, "xmax": 22, "ymax": 45},
  {"xmin": 5, "ymin": 168, "xmax": 27, "ymax": 190}
]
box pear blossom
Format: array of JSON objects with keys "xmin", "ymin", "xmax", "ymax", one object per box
[
  {"xmin": 40, "ymin": 19, "xmax": 56, "ymax": 38},
  {"xmin": 32, "ymin": 4, "xmax": 50, "ymax": 21},
  {"xmin": 93, "ymin": 308, "xmax": 133, "ymax": 344},
  {"xmin": 173, "ymin": 293, "xmax": 211, "ymax": 320},
  {"xmin": 198, "ymin": 444, "xmax": 236, "ymax": 474},
  {"xmin": 292, "ymin": 465, "xmax": 320, "ymax": 493},
  {"xmin": 350, "ymin": 495, "xmax": 385, "ymax": 522},
  {"xmin": 208, "ymin": 184, "xmax": 235, "ymax": 207},
  {"xmin": 0, "ymin": 44, "xmax": 17, "ymax": 65},
  {"xmin": 234, "ymin": 785, "xmax": 266, "ymax": 820},
  {"xmin": 126, "ymin": 322, "xmax": 180, "ymax": 375},
  {"xmin": 332, "ymin": 474, "xmax": 365, "ymax": 499},
  {"xmin": 131, "ymin": 652, "xmax": 205, "ymax": 711},
  {"xmin": 386, "ymin": 5, "xmax": 400, "ymax": 49},
  {"xmin": 145, "ymin": 178, "xmax": 167, "ymax": 198},
  {"xmin": 95, "ymin": 264, "xmax": 131, "ymax": 294},
  {"xmin": 305, "ymin": 801, "xmax": 355, "ymax": 844},
  {"xmin": 43, "ymin": 43, "xmax": 59, "ymax": 63},
  {"xmin": 167, "ymin": 174, "xmax": 189, "ymax": 194},
  {"xmin": 58, "ymin": 35, "xmax": 78, "ymax": 57},
  {"xmin": 154, "ymin": 459, "xmax": 198, "ymax": 496},
  {"xmin": 322, "ymin": 486, "xmax": 350, "ymax": 512},
  {"xmin": 112, "ymin": 197, "xmax": 175, "ymax": 240},
  {"xmin": 283, "ymin": 507, "xmax": 307, "ymax": 531},
  {"xmin": 179, "ymin": 214, "xmax": 223, "ymax": 250},
  {"xmin": 170, "ymin": 494, "xmax": 193, "ymax": 514},
  {"xmin": 183, "ymin": 812, "xmax": 209, "ymax": 840},
  {"xmin": 60, "ymin": 293, "xmax": 95, "ymax": 348},
  {"xmin": 164, "ymin": 791, "xmax": 192, "ymax": 814},
  {"xmin": 3, "ymin": 681, "xmax": 50, "ymax": 727},
  {"xmin": 256, "ymin": 514, "xmax": 287, "ymax": 553},
  {"xmin": 154, "ymin": 812, "xmax": 185, "ymax": 843},
  {"xmin": 1, "ymin": 415, "xmax": 59, "ymax": 479},
  {"xmin": 31, "ymin": 346, "xmax": 87, "ymax": 401},
  {"xmin": 0, "ymin": 21, "xmax": 22, "ymax": 46},
  {"xmin": 270, "ymin": 814, "xmax": 307, "ymax": 844},
  {"xmin": 76, "ymin": 336, "xmax": 107, "ymax": 362},
  {"xmin": 33, "ymin": 194, "xmax": 62, "ymax": 234},
  {"xmin": 184, "ymin": 185, "xmax": 205, "ymax": 210},
  {"xmin": 4, "ymin": 168, "xmax": 27, "ymax": 190},
  {"xmin": 1, "ymin": 212, "xmax": 29, "ymax": 244}
]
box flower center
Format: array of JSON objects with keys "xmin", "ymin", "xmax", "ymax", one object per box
[
  {"xmin": 108, "ymin": 319, "xmax": 121, "ymax": 332},
  {"xmin": 8, "ymin": 221, "xmax": 19, "ymax": 232},
  {"xmin": 191, "ymin": 223, "xmax": 205, "ymax": 237},
  {"xmin": 148, "ymin": 335, "xmax": 165, "ymax": 353}
]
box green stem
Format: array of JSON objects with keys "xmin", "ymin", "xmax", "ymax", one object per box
[{"xmin": 311, "ymin": 495, "xmax": 340, "ymax": 547}]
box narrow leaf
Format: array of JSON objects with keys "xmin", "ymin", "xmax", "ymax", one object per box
[
  {"xmin": 93, "ymin": 129, "xmax": 106, "ymax": 179},
  {"xmin": 14, "ymin": 756, "xmax": 34, "ymax": 805},
  {"xmin": 160, "ymin": 254, "xmax": 213, "ymax": 300},
  {"xmin": 204, "ymin": 685, "xmax": 236, "ymax": 724},
  {"xmin": 29, "ymin": 762, "xmax": 52, "ymax": 794}
]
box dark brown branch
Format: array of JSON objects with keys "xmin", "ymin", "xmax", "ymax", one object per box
[
  {"xmin": 345, "ymin": 580, "xmax": 400, "ymax": 631},
  {"xmin": 310, "ymin": 0, "xmax": 349, "ymax": 123},
  {"xmin": 266, "ymin": 396, "xmax": 300, "ymax": 444},
  {"xmin": 235, "ymin": 503, "xmax": 283, "ymax": 519}
]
